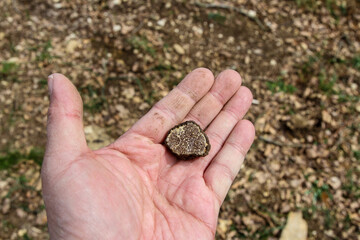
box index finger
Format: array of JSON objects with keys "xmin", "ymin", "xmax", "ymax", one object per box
[{"xmin": 127, "ymin": 68, "xmax": 215, "ymax": 143}]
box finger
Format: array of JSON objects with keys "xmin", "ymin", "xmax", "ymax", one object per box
[
  {"xmin": 44, "ymin": 73, "xmax": 88, "ymax": 167},
  {"xmin": 127, "ymin": 68, "xmax": 214, "ymax": 143},
  {"xmin": 200, "ymin": 86, "xmax": 253, "ymax": 169},
  {"xmin": 204, "ymin": 120, "xmax": 255, "ymax": 205},
  {"xmin": 183, "ymin": 69, "xmax": 242, "ymax": 129},
  {"xmin": 171, "ymin": 86, "xmax": 252, "ymax": 175}
]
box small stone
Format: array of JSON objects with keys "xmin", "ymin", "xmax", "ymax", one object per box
[
  {"xmin": 157, "ymin": 19, "xmax": 166, "ymax": 27},
  {"xmin": 254, "ymin": 49, "xmax": 263, "ymax": 55},
  {"xmin": 164, "ymin": 121, "xmax": 210, "ymax": 160},
  {"xmin": 329, "ymin": 176, "xmax": 341, "ymax": 189},
  {"xmin": 133, "ymin": 96, "xmax": 142, "ymax": 103},
  {"xmin": 115, "ymin": 104, "xmax": 130, "ymax": 118},
  {"xmin": 122, "ymin": 87, "xmax": 135, "ymax": 99},
  {"xmin": 113, "ymin": 24, "xmax": 122, "ymax": 32},
  {"xmin": 18, "ymin": 229, "xmax": 27, "ymax": 237},
  {"xmin": 192, "ymin": 26, "xmax": 203, "ymax": 35},
  {"xmin": 300, "ymin": 42, "xmax": 308, "ymax": 50},
  {"xmin": 350, "ymin": 83, "xmax": 358, "ymax": 90},
  {"xmin": 16, "ymin": 208, "xmax": 27, "ymax": 218},
  {"xmin": 290, "ymin": 179, "xmax": 302, "ymax": 188},
  {"xmin": 54, "ymin": 3, "xmax": 62, "ymax": 9},
  {"xmin": 247, "ymin": 10, "xmax": 257, "ymax": 18},
  {"xmin": 112, "ymin": 0, "xmax": 121, "ymax": 5},
  {"xmin": 280, "ymin": 212, "xmax": 308, "ymax": 240},
  {"xmin": 66, "ymin": 39, "xmax": 80, "ymax": 53},
  {"xmin": 84, "ymin": 125, "xmax": 94, "ymax": 135},
  {"xmin": 173, "ymin": 44, "xmax": 185, "ymax": 55},
  {"xmin": 139, "ymin": 102, "xmax": 150, "ymax": 110}
]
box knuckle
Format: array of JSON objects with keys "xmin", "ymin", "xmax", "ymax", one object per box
[{"xmin": 47, "ymin": 105, "xmax": 82, "ymax": 124}]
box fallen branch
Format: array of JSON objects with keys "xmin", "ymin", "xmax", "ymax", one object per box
[
  {"xmin": 194, "ymin": 2, "xmax": 268, "ymax": 30},
  {"xmin": 259, "ymin": 136, "xmax": 308, "ymax": 148}
]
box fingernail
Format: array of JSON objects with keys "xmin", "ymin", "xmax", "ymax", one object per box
[{"xmin": 48, "ymin": 74, "xmax": 54, "ymax": 95}]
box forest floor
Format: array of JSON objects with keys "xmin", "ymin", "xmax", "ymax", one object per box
[{"xmin": 0, "ymin": 0, "xmax": 359, "ymax": 239}]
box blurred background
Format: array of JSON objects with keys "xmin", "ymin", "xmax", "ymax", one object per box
[{"xmin": 0, "ymin": 0, "xmax": 359, "ymax": 239}]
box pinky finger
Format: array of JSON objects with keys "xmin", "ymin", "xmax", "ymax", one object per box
[{"xmin": 203, "ymin": 120, "xmax": 255, "ymax": 205}]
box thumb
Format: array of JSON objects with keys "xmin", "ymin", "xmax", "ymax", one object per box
[{"xmin": 44, "ymin": 73, "xmax": 88, "ymax": 168}]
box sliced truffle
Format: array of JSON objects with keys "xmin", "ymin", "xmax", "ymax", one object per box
[{"xmin": 164, "ymin": 121, "xmax": 211, "ymax": 160}]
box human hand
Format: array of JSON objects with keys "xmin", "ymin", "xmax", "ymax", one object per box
[{"xmin": 41, "ymin": 68, "xmax": 255, "ymax": 239}]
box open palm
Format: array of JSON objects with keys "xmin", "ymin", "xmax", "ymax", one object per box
[{"xmin": 41, "ymin": 68, "xmax": 255, "ymax": 240}]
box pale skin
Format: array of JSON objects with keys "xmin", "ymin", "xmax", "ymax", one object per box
[{"xmin": 41, "ymin": 68, "xmax": 255, "ymax": 240}]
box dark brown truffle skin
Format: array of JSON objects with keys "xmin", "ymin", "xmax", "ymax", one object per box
[{"xmin": 164, "ymin": 121, "xmax": 211, "ymax": 160}]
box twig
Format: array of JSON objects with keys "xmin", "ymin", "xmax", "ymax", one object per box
[
  {"xmin": 194, "ymin": 2, "xmax": 268, "ymax": 30},
  {"xmin": 131, "ymin": 21, "xmax": 144, "ymax": 35},
  {"xmin": 106, "ymin": 74, "xmax": 138, "ymax": 82},
  {"xmin": 331, "ymin": 125, "xmax": 345, "ymax": 151},
  {"xmin": 244, "ymin": 197, "xmax": 275, "ymax": 228},
  {"xmin": 258, "ymin": 136, "xmax": 308, "ymax": 148},
  {"xmin": 250, "ymin": 76, "xmax": 275, "ymax": 82}
]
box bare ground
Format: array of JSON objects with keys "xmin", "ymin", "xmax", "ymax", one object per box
[{"xmin": 0, "ymin": 0, "xmax": 359, "ymax": 239}]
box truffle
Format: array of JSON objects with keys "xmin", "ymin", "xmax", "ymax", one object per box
[{"xmin": 164, "ymin": 121, "xmax": 211, "ymax": 160}]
